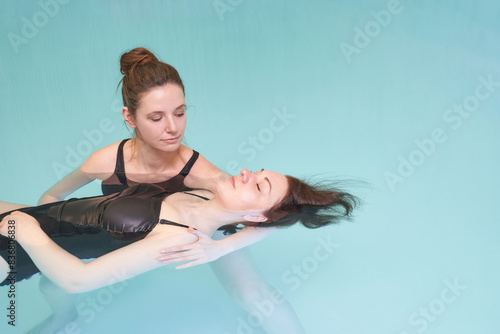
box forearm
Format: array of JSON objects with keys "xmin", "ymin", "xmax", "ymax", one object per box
[
  {"xmin": 38, "ymin": 167, "xmax": 94, "ymax": 205},
  {"xmin": 18, "ymin": 229, "xmax": 89, "ymax": 293},
  {"xmin": 210, "ymin": 249, "xmax": 306, "ymax": 334},
  {"xmin": 215, "ymin": 226, "xmax": 277, "ymax": 254},
  {"xmin": 38, "ymin": 193, "xmax": 62, "ymax": 205},
  {"xmin": 0, "ymin": 201, "xmax": 29, "ymax": 214},
  {"xmin": 18, "ymin": 226, "xmax": 185, "ymax": 293}
]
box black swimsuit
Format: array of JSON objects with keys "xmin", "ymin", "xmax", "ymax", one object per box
[
  {"xmin": 1, "ymin": 141, "xmax": 201, "ymax": 286},
  {"xmin": 0, "ymin": 184, "xmax": 205, "ymax": 286},
  {"xmin": 101, "ymin": 139, "xmax": 200, "ymax": 195}
]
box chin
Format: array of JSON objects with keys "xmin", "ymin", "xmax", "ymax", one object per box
[{"xmin": 157, "ymin": 142, "xmax": 181, "ymax": 151}]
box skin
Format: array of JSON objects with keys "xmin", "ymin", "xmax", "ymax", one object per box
[
  {"xmin": 38, "ymin": 83, "xmax": 224, "ymax": 204},
  {"xmin": 28, "ymin": 80, "xmax": 305, "ymax": 333},
  {"xmin": 38, "ymin": 82, "xmax": 277, "ymax": 265},
  {"xmin": 0, "ymin": 169, "xmax": 288, "ymax": 292}
]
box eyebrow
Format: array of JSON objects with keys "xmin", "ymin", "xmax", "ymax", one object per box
[
  {"xmin": 265, "ymin": 177, "xmax": 272, "ymax": 195},
  {"xmin": 260, "ymin": 169, "xmax": 272, "ymax": 195},
  {"xmin": 146, "ymin": 104, "xmax": 186, "ymax": 116}
]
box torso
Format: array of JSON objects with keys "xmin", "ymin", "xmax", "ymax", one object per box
[
  {"xmin": 86, "ymin": 138, "xmax": 228, "ymax": 238},
  {"xmin": 153, "ymin": 189, "xmax": 215, "ymax": 236},
  {"xmin": 101, "ymin": 139, "xmax": 199, "ymax": 195}
]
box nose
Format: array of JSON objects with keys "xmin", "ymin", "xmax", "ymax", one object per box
[
  {"xmin": 165, "ymin": 116, "xmax": 177, "ymax": 134},
  {"xmin": 240, "ymin": 169, "xmax": 254, "ymax": 183}
]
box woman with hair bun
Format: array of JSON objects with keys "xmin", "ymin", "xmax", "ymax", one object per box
[
  {"xmin": 33, "ymin": 47, "xmax": 311, "ymax": 333},
  {"xmin": 1, "ymin": 169, "xmax": 359, "ymax": 288},
  {"xmin": 40, "ymin": 47, "xmax": 267, "ymax": 262}
]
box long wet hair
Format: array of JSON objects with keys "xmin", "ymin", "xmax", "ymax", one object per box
[
  {"xmin": 263, "ymin": 175, "xmax": 360, "ymax": 228},
  {"xmin": 220, "ymin": 176, "xmax": 360, "ymax": 234}
]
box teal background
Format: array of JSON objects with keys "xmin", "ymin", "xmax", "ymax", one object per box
[{"xmin": 1, "ymin": 0, "xmax": 499, "ymax": 333}]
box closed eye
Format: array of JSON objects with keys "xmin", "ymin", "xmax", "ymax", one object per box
[{"xmin": 258, "ymin": 169, "xmax": 271, "ymax": 195}]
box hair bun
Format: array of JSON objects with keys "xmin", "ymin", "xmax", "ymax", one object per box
[{"xmin": 120, "ymin": 47, "xmax": 158, "ymax": 75}]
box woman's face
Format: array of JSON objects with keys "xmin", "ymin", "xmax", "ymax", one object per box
[
  {"xmin": 123, "ymin": 83, "xmax": 186, "ymax": 152},
  {"xmin": 216, "ymin": 169, "xmax": 289, "ymax": 221}
]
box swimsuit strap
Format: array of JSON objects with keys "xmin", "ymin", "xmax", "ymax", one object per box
[
  {"xmin": 183, "ymin": 191, "xmax": 210, "ymax": 201},
  {"xmin": 159, "ymin": 219, "xmax": 193, "ymax": 229},
  {"xmin": 115, "ymin": 139, "xmax": 130, "ymax": 186},
  {"xmin": 116, "ymin": 143, "xmax": 197, "ymax": 183},
  {"xmin": 179, "ymin": 150, "xmax": 200, "ymax": 177},
  {"xmin": 157, "ymin": 191, "xmax": 208, "ymax": 230}
]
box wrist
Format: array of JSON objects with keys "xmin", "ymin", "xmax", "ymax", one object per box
[{"xmin": 216, "ymin": 238, "xmax": 235, "ymax": 255}]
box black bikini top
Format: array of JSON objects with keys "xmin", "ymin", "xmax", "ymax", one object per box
[
  {"xmin": 47, "ymin": 184, "xmax": 206, "ymax": 242},
  {"xmin": 101, "ymin": 139, "xmax": 200, "ymax": 195}
]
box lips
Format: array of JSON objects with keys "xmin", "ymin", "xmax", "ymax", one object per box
[{"xmin": 161, "ymin": 136, "xmax": 179, "ymax": 143}]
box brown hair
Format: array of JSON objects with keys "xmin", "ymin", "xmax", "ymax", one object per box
[
  {"xmin": 263, "ymin": 176, "xmax": 360, "ymax": 228},
  {"xmin": 118, "ymin": 47, "xmax": 184, "ymax": 116}
]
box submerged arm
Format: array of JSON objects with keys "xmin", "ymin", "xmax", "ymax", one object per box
[
  {"xmin": 38, "ymin": 167, "xmax": 94, "ymax": 204},
  {"xmin": 38, "ymin": 143, "xmax": 118, "ymax": 204},
  {"xmin": 214, "ymin": 225, "xmax": 278, "ymax": 252}
]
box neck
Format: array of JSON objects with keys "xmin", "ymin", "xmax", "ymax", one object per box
[
  {"xmin": 132, "ymin": 138, "xmax": 181, "ymax": 172},
  {"xmin": 169, "ymin": 192, "xmax": 244, "ymax": 236}
]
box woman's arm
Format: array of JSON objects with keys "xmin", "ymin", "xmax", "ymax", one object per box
[
  {"xmin": 183, "ymin": 153, "xmax": 230, "ymax": 190},
  {"xmin": 210, "ymin": 247, "xmax": 307, "ymax": 334},
  {"xmin": 159, "ymin": 225, "xmax": 277, "ymax": 268},
  {"xmin": 38, "ymin": 143, "xmax": 119, "ymax": 204},
  {"xmin": 0, "ymin": 211, "xmax": 188, "ymax": 293},
  {"xmin": 38, "ymin": 167, "xmax": 94, "ymax": 204}
]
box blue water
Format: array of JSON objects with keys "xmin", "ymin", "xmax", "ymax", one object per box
[{"xmin": 1, "ymin": 0, "xmax": 499, "ymax": 333}]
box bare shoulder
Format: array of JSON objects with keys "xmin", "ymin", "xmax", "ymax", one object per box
[
  {"xmin": 190, "ymin": 150, "xmax": 225, "ymax": 178},
  {"xmin": 81, "ymin": 140, "xmax": 124, "ymax": 180},
  {"xmin": 178, "ymin": 145, "xmax": 220, "ymax": 174},
  {"xmin": 182, "ymin": 146, "xmax": 229, "ymax": 189}
]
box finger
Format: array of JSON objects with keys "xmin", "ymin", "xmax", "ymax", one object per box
[
  {"xmin": 158, "ymin": 249, "xmax": 202, "ymax": 261},
  {"xmin": 175, "ymin": 260, "xmax": 205, "ymax": 270},
  {"xmin": 159, "ymin": 245, "xmax": 197, "ymax": 254},
  {"xmin": 189, "ymin": 229, "xmax": 210, "ymax": 239},
  {"xmin": 159, "ymin": 254, "xmax": 204, "ymax": 265}
]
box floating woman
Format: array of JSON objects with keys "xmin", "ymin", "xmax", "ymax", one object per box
[
  {"xmin": 0, "ymin": 168, "xmax": 358, "ymax": 292},
  {"xmin": 2, "ymin": 46, "xmax": 357, "ymax": 333}
]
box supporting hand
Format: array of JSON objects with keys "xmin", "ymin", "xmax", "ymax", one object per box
[{"xmin": 158, "ymin": 227, "xmax": 232, "ymax": 269}]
